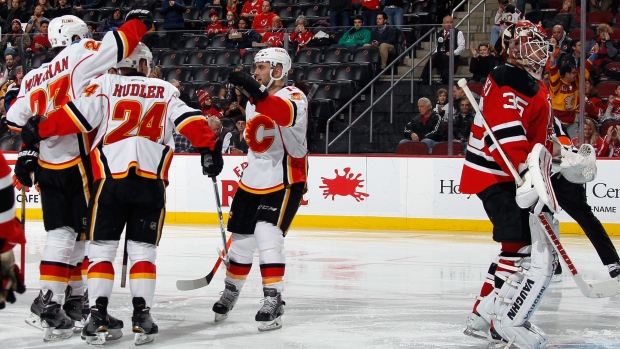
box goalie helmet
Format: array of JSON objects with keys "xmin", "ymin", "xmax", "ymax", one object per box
[
  {"xmin": 501, "ymin": 21, "xmax": 549, "ymax": 80},
  {"xmin": 253, "ymin": 47, "xmax": 291, "ymax": 88},
  {"xmin": 48, "ymin": 15, "xmax": 91, "ymax": 48},
  {"xmin": 116, "ymin": 42, "xmax": 153, "ymax": 76}
]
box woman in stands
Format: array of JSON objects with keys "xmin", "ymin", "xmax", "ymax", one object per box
[
  {"xmin": 559, "ymin": 0, "xmax": 581, "ymax": 23},
  {"xmin": 225, "ymin": 10, "xmax": 238, "ymax": 31},
  {"xmin": 584, "ymin": 78, "xmax": 604, "ymax": 120},
  {"xmin": 289, "ymin": 15, "xmax": 314, "ymax": 51},
  {"xmin": 601, "ymin": 82, "xmax": 620, "ymax": 122},
  {"xmin": 571, "ymin": 118, "xmax": 605, "ymax": 154},
  {"xmin": 226, "ymin": 0, "xmax": 243, "ymax": 16},
  {"xmin": 468, "ymin": 42, "xmax": 499, "ymax": 83}
]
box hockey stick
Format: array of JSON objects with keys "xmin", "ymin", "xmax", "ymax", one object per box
[
  {"xmin": 20, "ymin": 186, "xmax": 25, "ymax": 274},
  {"xmin": 120, "ymin": 235, "xmax": 128, "ymax": 288},
  {"xmin": 211, "ymin": 176, "xmax": 229, "ymax": 267},
  {"xmin": 459, "ymin": 78, "xmax": 620, "ymax": 298},
  {"xmin": 176, "ymin": 235, "xmax": 232, "ymax": 291}
]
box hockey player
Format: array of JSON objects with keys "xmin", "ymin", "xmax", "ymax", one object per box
[
  {"xmin": 6, "ymin": 11, "xmax": 151, "ymax": 341},
  {"xmin": 22, "ymin": 42, "xmax": 223, "ymax": 345},
  {"xmin": 212, "ymin": 47, "xmax": 308, "ymax": 331},
  {"xmin": 460, "ymin": 21, "xmax": 556, "ymax": 348},
  {"xmin": 0, "ymin": 150, "xmax": 26, "ymax": 311}
]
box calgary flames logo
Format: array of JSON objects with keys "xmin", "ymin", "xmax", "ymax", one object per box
[{"xmin": 319, "ymin": 167, "xmax": 369, "ymax": 202}]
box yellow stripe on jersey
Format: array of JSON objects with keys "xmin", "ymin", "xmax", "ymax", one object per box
[
  {"xmin": 159, "ymin": 150, "xmax": 174, "ymax": 181},
  {"xmin": 129, "ymin": 273, "xmax": 156, "ymax": 280},
  {"xmin": 117, "ymin": 30, "xmax": 130, "ymax": 58},
  {"xmin": 38, "ymin": 156, "xmax": 82, "ymax": 170},
  {"xmin": 78, "ymin": 160, "xmax": 91, "ymax": 202},
  {"xmin": 92, "ymin": 149, "xmax": 106, "ymax": 180},
  {"xmin": 88, "ymin": 179, "xmax": 105, "ymax": 241},
  {"xmin": 88, "ymin": 272, "xmax": 115, "ymax": 280},
  {"xmin": 238, "ymin": 181, "xmax": 284, "ymax": 194},
  {"xmin": 40, "ymin": 275, "xmax": 69, "ymax": 282},
  {"xmin": 282, "ymin": 99, "xmax": 294, "ymax": 127},
  {"xmin": 277, "ymin": 186, "xmax": 291, "ymax": 228},
  {"xmin": 63, "ymin": 105, "xmax": 90, "ymax": 133},
  {"xmin": 262, "ymin": 277, "xmax": 283, "ymax": 285},
  {"xmin": 176, "ymin": 115, "xmax": 207, "ymax": 132}
]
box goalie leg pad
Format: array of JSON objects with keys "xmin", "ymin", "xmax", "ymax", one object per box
[
  {"xmin": 225, "ymin": 233, "xmax": 257, "ymax": 290},
  {"xmin": 41, "ymin": 227, "xmax": 78, "ymax": 304},
  {"xmin": 255, "ymin": 221, "xmax": 285, "ymax": 293},
  {"xmin": 127, "ymin": 240, "xmax": 157, "ymax": 308},
  {"xmin": 87, "ymin": 241, "xmax": 119, "ymax": 306}
]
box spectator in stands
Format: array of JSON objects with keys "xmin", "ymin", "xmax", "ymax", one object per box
[
  {"xmin": 491, "ymin": 0, "xmax": 522, "ymax": 47},
  {"xmin": 0, "ymin": 0, "xmax": 8, "ymax": 29},
  {"xmin": 73, "ymin": 0, "xmax": 101, "ymax": 12},
  {"xmin": 35, "ymin": 0, "xmax": 52, "ymax": 13},
  {"xmin": 160, "ymin": 0, "xmax": 187, "ymax": 50},
  {"xmin": 96, "ymin": 8, "xmax": 125, "ymax": 37},
  {"xmin": 329, "ymin": 0, "xmax": 351, "ymax": 31},
  {"xmin": 262, "ymin": 16, "xmax": 284, "ymax": 47},
  {"xmin": 225, "ymin": 86, "xmax": 248, "ymax": 119},
  {"xmin": 360, "ymin": 0, "xmax": 380, "ymax": 29},
  {"xmin": 602, "ymin": 82, "xmax": 620, "ymax": 121},
  {"xmin": 453, "ymin": 97, "xmax": 475, "ymax": 149},
  {"xmin": 208, "ymin": 116, "xmax": 232, "ymax": 153},
  {"xmin": 420, "ymin": 15, "xmax": 465, "ymax": 85},
  {"xmin": 25, "ymin": 5, "xmax": 50, "ymax": 35},
  {"xmin": 149, "ymin": 66, "xmax": 163, "ymax": 79},
  {"xmin": 252, "ymin": 0, "xmax": 276, "ymax": 35},
  {"xmin": 0, "ymin": 65, "xmax": 22, "ymax": 113},
  {"xmin": 551, "ymin": 25, "xmax": 570, "ymax": 53},
  {"xmin": 516, "ymin": 0, "xmax": 539, "ymax": 14},
  {"xmin": 225, "ymin": 16, "xmax": 260, "ymax": 49},
  {"xmin": 549, "ymin": 44, "xmax": 597, "ymax": 138},
  {"xmin": 227, "ymin": 0, "xmax": 243, "ymax": 16},
  {"xmin": 584, "ymin": 78, "xmax": 604, "ymax": 120},
  {"xmin": 542, "ymin": 70, "xmax": 550, "ymax": 90},
  {"xmin": 1, "ymin": 19, "xmax": 30, "ymax": 56},
  {"xmin": 558, "ymin": 38, "xmax": 581, "ymax": 68},
  {"xmin": 5, "ymin": 0, "xmax": 29, "ymax": 31},
  {"xmin": 198, "ymin": 90, "xmax": 224, "ymax": 118},
  {"xmin": 587, "ymin": 0, "xmax": 611, "ymax": 11},
  {"xmin": 433, "ymin": 88, "xmax": 448, "ymax": 118},
  {"xmin": 383, "ymin": 0, "xmax": 404, "ymax": 30},
  {"xmin": 559, "ymin": 0, "xmax": 581, "ymax": 24},
  {"xmin": 221, "ymin": 63, "xmax": 245, "ymax": 99},
  {"xmin": 400, "ymin": 97, "xmax": 446, "ymax": 152},
  {"xmin": 289, "ymin": 15, "xmax": 314, "ymax": 51},
  {"xmin": 241, "ymin": 0, "xmax": 262, "ymax": 18},
  {"xmin": 585, "ymin": 24, "xmax": 617, "ymax": 67},
  {"xmin": 206, "ymin": 9, "xmax": 224, "ymax": 36},
  {"xmin": 468, "ymin": 42, "xmax": 499, "ymax": 83},
  {"xmin": 225, "ymin": 10, "xmax": 238, "ymax": 31},
  {"xmin": 367, "ymin": 11, "xmax": 397, "ymax": 70},
  {"xmin": 572, "ymin": 118, "xmax": 605, "ymax": 155},
  {"xmin": 170, "ymin": 79, "xmax": 192, "ymax": 105},
  {"xmin": 601, "ymin": 123, "xmax": 620, "ymax": 157},
  {"xmin": 28, "ymin": 18, "xmax": 50, "ymax": 53},
  {"xmin": 230, "ymin": 117, "xmax": 248, "ymax": 154},
  {"xmin": 50, "ymin": 0, "xmax": 77, "ymax": 19},
  {"xmin": 335, "ymin": 16, "xmax": 371, "ymax": 50},
  {"xmin": 173, "ymin": 132, "xmax": 198, "ymax": 153}
]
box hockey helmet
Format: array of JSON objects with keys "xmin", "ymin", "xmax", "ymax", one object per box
[
  {"xmin": 253, "ymin": 47, "xmax": 291, "ymax": 88},
  {"xmin": 116, "ymin": 42, "xmax": 153, "ymax": 76},
  {"xmin": 48, "ymin": 15, "xmax": 91, "ymax": 48},
  {"xmin": 502, "ymin": 21, "xmax": 549, "ymax": 80}
]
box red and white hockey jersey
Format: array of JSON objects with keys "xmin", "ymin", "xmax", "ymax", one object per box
[
  {"xmin": 6, "ymin": 20, "xmax": 147, "ymax": 170},
  {"xmin": 37, "ymin": 73, "xmax": 215, "ymax": 183},
  {"xmin": 239, "ymin": 86, "xmax": 308, "ymax": 194},
  {"xmin": 460, "ymin": 64, "xmax": 553, "ymax": 194}
]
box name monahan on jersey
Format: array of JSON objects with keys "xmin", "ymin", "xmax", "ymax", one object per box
[
  {"xmin": 241, "ymin": 85, "xmax": 308, "ymax": 193},
  {"xmin": 38, "ymin": 73, "xmax": 214, "ymax": 183}
]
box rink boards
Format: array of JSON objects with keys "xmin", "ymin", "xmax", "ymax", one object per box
[{"xmin": 7, "ymin": 153, "xmax": 620, "ymax": 235}]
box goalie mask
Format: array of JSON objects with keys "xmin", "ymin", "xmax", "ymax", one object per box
[
  {"xmin": 116, "ymin": 42, "xmax": 153, "ymax": 76},
  {"xmin": 48, "ymin": 15, "xmax": 91, "ymax": 48},
  {"xmin": 502, "ymin": 21, "xmax": 549, "ymax": 80},
  {"xmin": 253, "ymin": 47, "xmax": 291, "ymax": 89}
]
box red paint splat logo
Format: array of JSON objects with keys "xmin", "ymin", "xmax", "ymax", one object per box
[{"xmin": 319, "ymin": 167, "xmax": 369, "ymax": 202}]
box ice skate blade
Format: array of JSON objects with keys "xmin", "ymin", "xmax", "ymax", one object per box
[
  {"xmin": 42, "ymin": 325, "xmax": 73, "ymax": 342},
  {"xmin": 463, "ymin": 327, "xmax": 489, "ymax": 340},
  {"xmin": 257, "ymin": 316, "xmax": 282, "ymax": 332},
  {"xmin": 214, "ymin": 313, "xmax": 229, "ymax": 322},
  {"xmin": 134, "ymin": 332, "xmax": 156, "ymax": 346},
  {"xmin": 73, "ymin": 319, "xmax": 86, "ymax": 332},
  {"xmin": 82, "ymin": 328, "xmax": 123, "ymax": 341},
  {"xmin": 25, "ymin": 312, "xmax": 42, "ymax": 330},
  {"xmin": 84, "ymin": 331, "xmax": 108, "ymax": 345},
  {"xmin": 551, "ymin": 274, "xmax": 562, "ymax": 283}
]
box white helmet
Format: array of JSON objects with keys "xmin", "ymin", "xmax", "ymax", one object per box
[
  {"xmin": 116, "ymin": 42, "xmax": 153, "ymax": 76},
  {"xmin": 48, "ymin": 15, "xmax": 91, "ymax": 48},
  {"xmin": 254, "ymin": 47, "xmax": 291, "ymax": 88},
  {"xmin": 502, "ymin": 21, "xmax": 549, "ymax": 80}
]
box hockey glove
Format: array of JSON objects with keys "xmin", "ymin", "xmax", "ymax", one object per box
[
  {"xmin": 125, "ymin": 9, "xmax": 153, "ymax": 30},
  {"xmin": 20, "ymin": 117, "xmax": 42, "ymax": 147},
  {"xmin": 228, "ymin": 72, "xmax": 268, "ymax": 104},
  {"xmin": 200, "ymin": 139, "xmax": 224, "ymax": 177},
  {"xmin": 0, "ymin": 244, "xmax": 26, "ymax": 310},
  {"xmin": 14, "ymin": 145, "xmax": 39, "ymax": 187}
]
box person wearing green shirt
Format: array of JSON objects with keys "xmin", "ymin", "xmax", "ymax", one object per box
[{"xmin": 336, "ymin": 15, "xmax": 370, "ymax": 50}]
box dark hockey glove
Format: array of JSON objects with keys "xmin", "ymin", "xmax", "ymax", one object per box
[
  {"xmin": 199, "ymin": 139, "xmax": 224, "ymax": 177},
  {"xmin": 20, "ymin": 117, "xmax": 42, "ymax": 147},
  {"xmin": 125, "ymin": 9, "xmax": 153, "ymax": 30},
  {"xmin": 0, "ymin": 243, "xmax": 26, "ymax": 310},
  {"xmin": 14, "ymin": 145, "xmax": 39, "ymax": 187},
  {"xmin": 228, "ymin": 72, "xmax": 268, "ymax": 104}
]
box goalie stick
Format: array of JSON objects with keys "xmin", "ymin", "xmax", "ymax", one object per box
[
  {"xmin": 176, "ymin": 235, "xmax": 232, "ymax": 291},
  {"xmin": 459, "ymin": 78, "xmax": 620, "ymax": 298}
]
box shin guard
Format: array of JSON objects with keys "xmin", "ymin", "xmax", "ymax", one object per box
[
  {"xmin": 225, "ymin": 233, "xmax": 257, "ymax": 291},
  {"xmin": 40, "ymin": 227, "xmax": 78, "ymax": 304},
  {"xmin": 255, "ymin": 222, "xmax": 285, "ymax": 293},
  {"xmin": 127, "ymin": 240, "xmax": 157, "ymax": 308},
  {"xmin": 87, "ymin": 241, "xmax": 118, "ymax": 306}
]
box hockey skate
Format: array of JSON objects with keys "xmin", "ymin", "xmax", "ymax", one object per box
[
  {"xmin": 132, "ymin": 297, "xmax": 158, "ymax": 346},
  {"xmin": 62, "ymin": 286, "xmax": 88, "ymax": 331},
  {"xmin": 463, "ymin": 312, "xmax": 490, "ymax": 340},
  {"xmin": 81, "ymin": 297, "xmax": 124, "ymax": 345},
  {"xmin": 24, "ymin": 294, "xmax": 43, "ymax": 330},
  {"xmin": 607, "ymin": 263, "xmax": 620, "ymax": 279},
  {"xmin": 255, "ymin": 288, "xmax": 285, "ymax": 332},
  {"xmin": 212, "ymin": 281, "xmax": 240, "ymax": 322},
  {"xmin": 38, "ymin": 290, "xmax": 74, "ymax": 342}
]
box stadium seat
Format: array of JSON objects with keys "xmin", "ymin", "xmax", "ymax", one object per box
[
  {"xmin": 303, "ymin": 3, "xmax": 328, "ymax": 18},
  {"xmin": 209, "ymin": 34, "xmax": 228, "ymax": 48},
  {"xmin": 212, "ymin": 49, "xmax": 241, "ymax": 66},
  {"xmin": 304, "ymin": 64, "xmax": 334, "ymax": 82},
  {"xmin": 312, "ymin": 82, "xmax": 341, "ymax": 101},
  {"xmin": 323, "ymin": 47, "xmax": 351, "ymax": 65},
  {"xmin": 197, "ymin": 82, "xmax": 223, "ymax": 97},
  {"xmin": 333, "ymin": 63, "xmax": 364, "ymax": 91},
  {"xmin": 185, "ymin": 50, "xmax": 213, "ymax": 66},
  {"xmin": 241, "ymin": 48, "xmax": 261, "ymax": 65},
  {"xmin": 294, "ymin": 48, "xmax": 322, "ymax": 65},
  {"xmin": 352, "ymin": 46, "xmax": 380, "ymax": 80},
  {"xmin": 597, "ymin": 81, "xmax": 619, "ymax": 97},
  {"xmin": 183, "ymin": 7, "xmax": 201, "ymax": 21},
  {"xmin": 81, "ymin": 9, "xmax": 100, "ymax": 22},
  {"xmin": 273, "ymin": 0, "xmax": 295, "ymax": 4},
  {"xmin": 548, "ymin": 0, "xmax": 563, "ymax": 9},
  {"xmin": 158, "ymin": 50, "xmax": 186, "ymax": 67},
  {"xmin": 182, "ymin": 35, "xmax": 210, "ymax": 50},
  {"xmin": 612, "ymin": 27, "xmax": 620, "ymax": 42},
  {"xmin": 101, "ymin": 0, "xmax": 123, "ymax": 8},
  {"xmin": 602, "ymin": 62, "xmax": 620, "ymax": 80},
  {"xmin": 587, "ymin": 11, "xmax": 613, "ymax": 25},
  {"xmin": 218, "ymin": 66, "xmax": 235, "ymax": 82},
  {"xmin": 467, "ymin": 83, "xmax": 484, "ymax": 97},
  {"xmin": 395, "ymin": 142, "xmax": 430, "ymax": 155},
  {"xmin": 275, "ymin": 5, "xmax": 302, "ymax": 21},
  {"xmin": 287, "ymin": 65, "xmax": 305, "ymax": 82},
  {"xmin": 179, "ymin": 82, "xmax": 197, "ymax": 100},
  {"xmin": 165, "ymin": 66, "xmax": 191, "ymax": 82},
  {"xmin": 191, "ymin": 65, "xmax": 219, "ymax": 82},
  {"xmin": 431, "ymin": 141, "xmax": 464, "ymax": 156},
  {"xmin": 569, "ymin": 28, "xmax": 594, "ymax": 40}
]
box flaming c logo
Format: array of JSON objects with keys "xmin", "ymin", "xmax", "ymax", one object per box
[{"xmin": 319, "ymin": 167, "xmax": 369, "ymax": 202}]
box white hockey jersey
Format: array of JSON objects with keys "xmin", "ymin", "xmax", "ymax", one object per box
[
  {"xmin": 240, "ymin": 85, "xmax": 308, "ymax": 193},
  {"xmin": 38, "ymin": 73, "xmax": 215, "ymax": 183},
  {"xmin": 6, "ymin": 19, "xmax": 147, "ymax": 169}
]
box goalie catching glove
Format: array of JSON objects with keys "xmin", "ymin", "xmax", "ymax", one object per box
[
  {"xmin": 551, "ymin": 136, "xmax": 597, "ymax": 183},
  {"xmin": 228, "ymin": 72, "xmax": 268, "ymax": 104},
  {"xmin": 200, "ymin": 139, "xmax": 224, "ymax": 177}
]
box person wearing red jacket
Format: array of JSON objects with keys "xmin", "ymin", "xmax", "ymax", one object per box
[
  {"xmin": 584, "ymin": 78, "xmax": 604, "ymax": 120},
  {"xmin": 240, "ymin": 0, "xmax": 262, "ymax": 18},
  {"xmin": 252, "ymin": 0, "xmax": 276, "ymax": 34},
  {"xmin": 205, "ymin": 9, "xmax": 224, "ymax": 36},
  {"xmin": 262, "ymin": 16, "xmax": 284, "ymax": 47},
  {"xmin": 289, "ymin": 15, "xmax": 314, "ymax": 51}
]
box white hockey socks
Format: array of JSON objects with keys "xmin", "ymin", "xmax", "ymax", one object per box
[
  {"xmin": 225, "ymin": 233, "xmax": 257, "ymax": 291},
  {"xmin": 40, "ymin": 227, "xmax": 78, "ymax": 304},
  {"xmin": 87, "ymin": 241, "xmax": 119, "ymax": 306},
  {"xmin": 256, "ymin": 221, "xmax": 285, "ymax": 293},
  {"xmin": 128, "ymin": 240, "xmax": 157, "ymax": 308}
]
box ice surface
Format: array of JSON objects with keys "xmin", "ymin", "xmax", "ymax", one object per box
[{"xmin": 1, "ymin": 222, "xmax": 620, "ymax": 348}]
